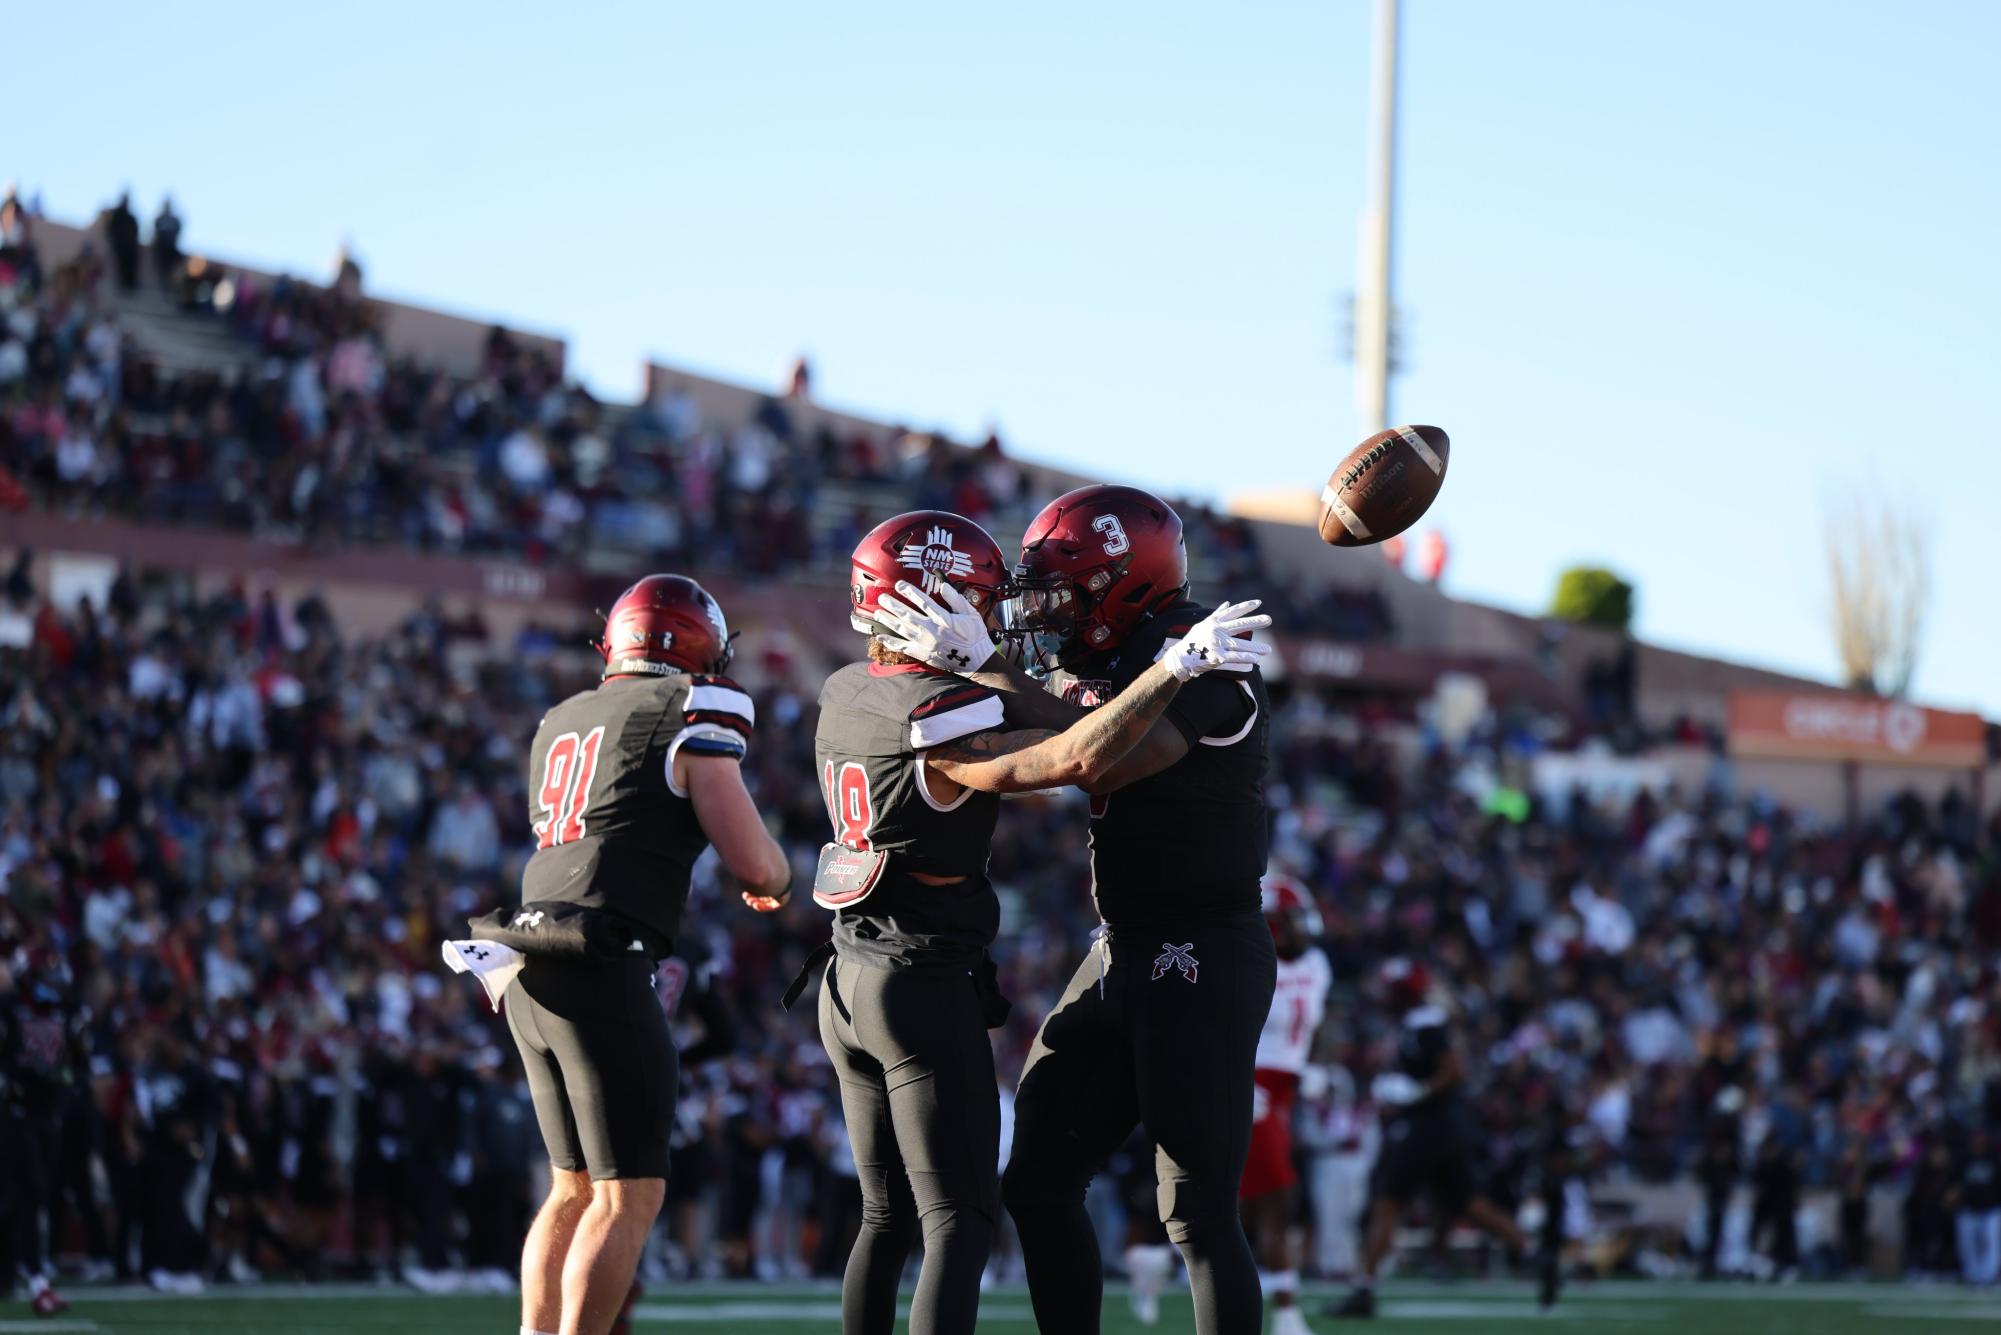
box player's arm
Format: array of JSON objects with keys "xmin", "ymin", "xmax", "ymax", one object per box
[
  {"xmin": 955, "ymin": 663, "xmax": 1195, "ymax": 795},
  {"xmin": 671, "ymin": 677, "xmax": 792, "ymax": 910},
  {"xmin": 682, "ymin": 754, "xmax": 792, "ymax": 906},
  {"xmin": 923, "ymin": 659, "xmax": 1187, "ymax": 793},
  {"xmin": 877, "ymin": 584, "xmax": 1272, "ymax": 794},
  {"xmin": 966, "ymin": 654, "xmax": 1089, "ymax": 731}
]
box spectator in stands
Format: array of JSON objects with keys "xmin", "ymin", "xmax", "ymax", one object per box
[
  {"xmin": 1836, "ymin": 1144, "xmax": 1874, "ymax": 1277},
  {"xmin": 1750, "ymin": 1134, "xmax": 1802, "ymax": 1279},
  {"xmin": 103, "ymin": 192, "xmax": 141, "ymax": 292},
  {"xmin": 1904, "ymin": 1139, "xmax": 1958, "ymax": 1277},
  {"xmin": 0, "ymin": 185, "xmax": 39, "ymax": 298},
  {"xmin": 427, "ymin": 780, "xmax": 501, "ymax": 874},
  {"xmin": 151, "ymin": 197, "xmax": 184, "ymax": 293}
]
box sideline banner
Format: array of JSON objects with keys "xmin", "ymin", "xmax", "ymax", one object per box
[{"xmin": 1729, "ymin": 691, "xmax": 1985, "ymax": 768}]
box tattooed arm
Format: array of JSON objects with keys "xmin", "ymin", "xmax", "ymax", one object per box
[
  {"xmin": 923, "ymin": 661, "xmax": 1188, "ymax": 794},
  {"xmin": 965, "ymin": 653, "xmax": 1090, "ymax": 731}
]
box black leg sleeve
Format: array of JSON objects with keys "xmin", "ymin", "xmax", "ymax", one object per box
[
  {"xmin": 821, "ymin": 959, "xmax": 924, "ymax": 1335},
  {"xmin": 1129, "ymin": 914, "xmax": 1275, "ymax": 1335},
  {"xmin": 827, "ymin": 959, "xmax": 1000, "ymax": 1335},
  {"xmin": 1003, "ymin": 943, "xmax": 1140, "ymax": 1335}
]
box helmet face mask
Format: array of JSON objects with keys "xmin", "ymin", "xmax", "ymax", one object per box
[{"xmin": 1000, "ymin": 574, "xmax": 1084, "ymax": 675}]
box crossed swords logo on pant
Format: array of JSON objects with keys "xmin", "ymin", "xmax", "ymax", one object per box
[{"xmin": 1152, "ymin": 942, "xmax": 1199, "ymax": 983}]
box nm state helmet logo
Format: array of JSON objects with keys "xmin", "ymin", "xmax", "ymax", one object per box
[{"xmin": 898, "ymin": 526, "xmax": 976, "ymax": 594}]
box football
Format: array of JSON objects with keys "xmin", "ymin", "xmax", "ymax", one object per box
[{"xmin": 1318, "ymin": 423, "xmax": 1450, "ymax": 547}]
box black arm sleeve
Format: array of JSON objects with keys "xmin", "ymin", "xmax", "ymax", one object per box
[{"xmin": 1161, "ymin": 673, "xmax": 1254, "ymax": 746}]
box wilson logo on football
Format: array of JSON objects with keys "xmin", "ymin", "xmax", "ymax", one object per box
[{"xmin": 898, "ymin": 526, "xmax": 975, "ymax": 594}]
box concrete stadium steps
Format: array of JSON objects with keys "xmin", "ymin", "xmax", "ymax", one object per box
[{"xmin": 108, "ymin": 286, "xmax": 262, "ymax": 376}]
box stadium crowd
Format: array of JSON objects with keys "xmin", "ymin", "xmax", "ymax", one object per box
[
  {"xmin": 2, "ymin": 189, "xmax": 1998, "ymax": 1301},
  {"xmin": 0, "ymin": 188, "xmax": 1394, "ymax": 645},
  {"xmin": 1, "ymin": 569, "xmax": 1997, "ymax": 1297}
]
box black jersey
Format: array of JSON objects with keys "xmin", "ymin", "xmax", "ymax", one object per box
[
  {"xmin": 1074, "ymin": 597, "xmax": 1270, "ymax": 921},
  {"xmin": 1396, "ymin": 1005, "xmax": 1455, "ymax": 1106},
  {"xmin": 813, "ymin": 661, "xmax": 1006, "ymax": 968},
  {"xmin": 519, "ymin": 672, "xmax": 754, "ymax": 950}
]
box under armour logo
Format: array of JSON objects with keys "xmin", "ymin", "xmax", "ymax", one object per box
[
  {"xmin": 1185, "ymin": 642, "xmax": 1209, "ymax": 660},
  {"xmin": 1152, "ymin": 942, "xmax": 1199, "ymax": 983},
  {"xmin": 511, "ymin": 910, "xmax": 545, "ymax": 929},
  {"xmin": 466, "ymin": 946, "xmax": 491, "ymax": 961},
  {"xmin": 945, "ymin": 648, "xmax": 971, "ymax": 667}
]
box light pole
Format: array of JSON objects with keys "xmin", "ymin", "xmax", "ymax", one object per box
[{"xmin": 1353, "ymin": 0, "xmax": 1400, "ymax": 435}]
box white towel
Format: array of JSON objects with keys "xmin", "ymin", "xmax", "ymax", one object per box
[{"xmin": 442, "ymin": 939, "xmax": 526, "ymax": 1012}]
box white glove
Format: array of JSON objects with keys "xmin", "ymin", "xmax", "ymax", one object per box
[
  {"xmin": 1371, "ymin": 1072, "xmax": 1424, "ymax": 1107},
  {"xmin": 1161, "ymin": 599, "xmax": 1274, "ymax": 681},
  {"xmin": 873, "ymin": 581, "xmax": 998, "ymax": 673}
]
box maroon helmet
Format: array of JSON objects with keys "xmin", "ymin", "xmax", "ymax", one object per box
[
  {"xmin": 848, "ymin": 510, "xmax": 1010, "ymax": 635},
  {"xmin": 1008, "ymin": 484, "xmax": 1188, "ymax": 671},
  {"xmin": 1379, "ymin": 957, "xmax": 1433, "ymax": 1015},
  {"xmin": 596, "ymin": 574, "xmax": 734, "ymax": 677}
]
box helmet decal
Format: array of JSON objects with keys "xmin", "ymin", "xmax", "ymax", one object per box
[
  {"xmin": 897, "ymin": 525, "xmax": 977, "ymax": 595},
  {"xmin": 849, "ymin": 511, "xmax": 1008, "ymax": 636}
]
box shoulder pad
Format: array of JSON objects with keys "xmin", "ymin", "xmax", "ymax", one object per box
[
  {"xmin": 685, "ymin": 674, "xmax": 755, "ymax": 737},
  {"xmin": 908, "ymin": 682, "xmax": 1005, "ymax": 750}
]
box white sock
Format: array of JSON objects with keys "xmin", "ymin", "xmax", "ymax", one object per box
[{"xmin": 1259, "ymin": 1268, "xmax": 1300, "ymax": 1297}]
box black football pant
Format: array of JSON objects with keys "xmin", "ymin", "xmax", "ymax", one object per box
[
  {"xmin": 509, "ymin": 954, "xmax": 678, "ymax": 1180},
  {"xmin": 818, "ymin": 955, "xmax": 999, "ymax": 1335},
  {"xmin": 2, "ymin": 1107, "xmax": 54, "ymax": 1279},
  {"xmin": 1002, "ymin": 909, "xmax": 1276, "ymax": 1335}
]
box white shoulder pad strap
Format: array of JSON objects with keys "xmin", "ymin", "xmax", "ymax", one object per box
[
  {"xmin": 909, "ymin": 694, "xmax": 1005, "ymax": 750},
  {"xmin": 687, "ymin": 680, "xmax": 756, "ymax": 727}
]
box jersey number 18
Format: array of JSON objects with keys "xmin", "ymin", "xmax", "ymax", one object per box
[{"xmin": 823, "ymin": 760, "xmax": 875, "ymax": 851}]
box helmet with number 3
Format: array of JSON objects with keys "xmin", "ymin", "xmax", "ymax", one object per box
[{"xmin": 1007, "ymin": 483, "xmax": 1188, "ymax": 672}]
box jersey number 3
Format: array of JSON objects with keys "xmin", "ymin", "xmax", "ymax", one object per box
[
  {"xmin": 823, "ymin": 760, "xmax": 875, "ymax": 851},
  {"xmin": 535, "ymin": 725, "xmax": 606, "ymax": 849}
]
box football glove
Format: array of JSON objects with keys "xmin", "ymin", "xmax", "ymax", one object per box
[
  {"xmin": 1371, "ymin": 1071, "xmax": 1425, "ymax": 1107},
  {"xmin": 1160, "ymin": 599, "xmax": 1274, "ymax": 681},
  {"xmin": 873, "ymin": 580, "xmax": 998, "ymax": 673}
]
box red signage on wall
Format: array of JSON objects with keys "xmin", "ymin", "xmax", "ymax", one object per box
[{"xmin": 1728, "ymin": 691, "xmax": 1986, "ymax": 768}]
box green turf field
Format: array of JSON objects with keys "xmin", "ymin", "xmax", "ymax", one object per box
[{"xmin": 14, "ymin": 1280, "xmax": 1999, "ymax": 1334}]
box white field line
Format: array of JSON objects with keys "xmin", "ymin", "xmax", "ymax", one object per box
[{"xmin": 634, "ymin": 1301, "xmax": 1035, "ymax": 1323}]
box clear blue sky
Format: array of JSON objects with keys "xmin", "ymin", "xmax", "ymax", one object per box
[{"xmin": 12, "ymin": 1, "xmax": 1999, "ymax": 714}]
